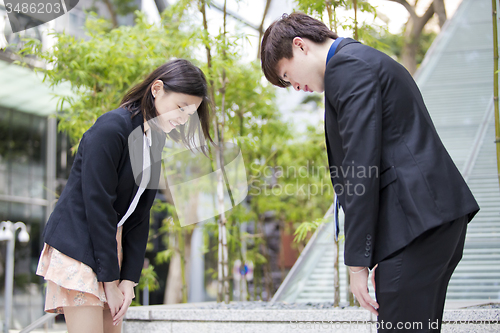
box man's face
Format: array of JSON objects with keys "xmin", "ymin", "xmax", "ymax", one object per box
[{"xmin": 276, "ymin": 38, "xmax": 324, "ymax": 93}]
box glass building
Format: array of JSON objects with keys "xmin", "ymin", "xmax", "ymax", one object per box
[{"xmin": 0, "ymin": 56, "xmax": 75, "ymax": 327}]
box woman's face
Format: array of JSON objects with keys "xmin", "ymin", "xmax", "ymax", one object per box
[{"xmin": 150, "ymin": 80, "xmax": 203, "ymax": 133}]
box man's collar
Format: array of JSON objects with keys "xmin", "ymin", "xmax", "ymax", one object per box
[{"xmin": 326, "ymin": 37, "xmax": 344, "ymax": 66}]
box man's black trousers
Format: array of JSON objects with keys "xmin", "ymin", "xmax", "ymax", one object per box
[{"xmin": 374, "ymin": 214, "xmax": 468, "ymax": 332}]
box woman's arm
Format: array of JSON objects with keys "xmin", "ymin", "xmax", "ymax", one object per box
[
  {"xmin": 120, "ymin": 213, "xmax": 151, "ymax": 283},
  {"xmin": 81, "ymin": 111, "xmax": 129, "ymax": 282}
]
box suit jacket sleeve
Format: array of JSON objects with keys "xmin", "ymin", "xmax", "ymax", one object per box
[
  {"xmin": 120, "ymin": 212, "xmax": 151, "ymax": 283},
  {"xmin": 325, "ymin": 53, "xmax": 383, "ymax": 268},
  {"xmin": 81, "ymin": 112, "xmax": 128, "ymax": 282}
]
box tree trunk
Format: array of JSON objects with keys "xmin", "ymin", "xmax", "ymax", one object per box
[
  {"xmin": 257, "ymin": 0, "xmax": 273, "ymax": 59},
  {"xmin": 164, "ymin": 233, "xmax": 182, "ymax": 303},
  {"xmin": 492, "ymin": 0, "xmax": 500, "ymax": 188},
  {"xmin": 433, "ymin": 0, "xmax": 447, "ymax": 28},
  {"xmin": 400, "ymin": 1, "xmax": 435, "ymax": 74},
  {"xmin": 353, "ymin": 0, "xmax": 358, "ymax": 40},
  {"xmin": 101, "ymin": 0, "xmax": 118, "ymax": 28}
]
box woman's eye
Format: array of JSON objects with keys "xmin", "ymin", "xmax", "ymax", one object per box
[
  {"xmin": 179, "ymin": 106, "xmax": 185, "ymax": 112},
  {"xmin": 284, "ymin": 73, "xmax": 287, "ymax": 78}
]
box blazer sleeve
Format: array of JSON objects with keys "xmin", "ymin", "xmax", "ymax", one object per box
[
  {"xmin": 81, "ymin": 112, "xmax": 128, "ymax": 282},
  {"xmin": 325, "ymin": 53, "xmax": 383, "ymax": 269},
  {"xmin": 120, "ymin": 211, "xmax": 151, "ymax": 283}
]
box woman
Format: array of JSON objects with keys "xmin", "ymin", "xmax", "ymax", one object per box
[{"xmin": 36, "ymin": 59, "xmax": 214, "ymax": 332}]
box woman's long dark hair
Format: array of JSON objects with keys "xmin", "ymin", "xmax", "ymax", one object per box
[{"xmin": 120, "ymin": 59, "xmax": 215, "ymax": 156}]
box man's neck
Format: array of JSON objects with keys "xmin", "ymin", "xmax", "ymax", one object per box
[{"xmin": 319, "ymin": 38, "xmax": 336, "ymax": 75}]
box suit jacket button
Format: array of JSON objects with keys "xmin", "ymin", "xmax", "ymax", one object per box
[
  {"xmin": 365, "ymin": 246, "xmax": 370, "ymax": 251},
  {"xmin": 366, "ymin": 234, "xmax": 372, "ymax": 240},
  {"xmin": 366, "ymin": 240, "xmax": 371, "ymax": 246},
  {"xmin": 364, "ymin": 253, "xmax": 370, "ymax": 257}
]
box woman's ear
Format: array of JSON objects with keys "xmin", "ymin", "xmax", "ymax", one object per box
[{"xmin": 151, "ymin": 80, "xmax": 163, "ymax": 98}]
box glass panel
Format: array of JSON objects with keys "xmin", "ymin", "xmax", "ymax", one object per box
[
  {"xmin": 0, "ymin": 201, "xmax": 9, "ymax": 219},
  {"xmin": 31, "ymin": 117, "xmax": 46, "ymax": 199},
  {"xmin": 10, "ymin": 112, "xmax": 31, "ymax": 197},
  {"xmin": 0, "ymin": 108, "xmax": 11, "ymax": 195}
]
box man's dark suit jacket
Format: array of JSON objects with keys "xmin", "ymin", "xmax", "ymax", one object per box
[
  {"xmin": 324, "ymin": 38, "xmax": 480, "ymax": 269},
  {"xmin": 42, "ymin": 107, "xmax": 166, "ymax": 283}
]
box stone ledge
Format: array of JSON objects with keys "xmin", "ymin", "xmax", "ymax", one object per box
[{"xmin": 123, "ymin": 302, "xmax": 500, "ymax": 333}]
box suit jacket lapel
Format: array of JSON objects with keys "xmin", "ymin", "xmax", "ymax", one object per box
[{"xmin": 129, "ymin": 114, "xmax": 145, "ymax": 198}]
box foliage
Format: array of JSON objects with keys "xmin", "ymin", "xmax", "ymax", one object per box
[
  {"xmin": 130, "ymin": 264, "xmax": 160, "ymax": 306},
  {"xmin": 17, "ymin": 4, "xmax": 199, "ymax": 146},
  {"xmin": 294, "ymin": 0, "xmax": 379, "ymax": 47},
  {"xmin": 16, "ymin": 0, "xmax": 344, "ymax": 302},
  {"xmin": 373, "ymin": 29, "xmax": 437, "ymax": 67}
]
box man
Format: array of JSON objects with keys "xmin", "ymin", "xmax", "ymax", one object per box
[{"xmin": 261, "ymin": 13, "xmax": 479, "ymax": 332}]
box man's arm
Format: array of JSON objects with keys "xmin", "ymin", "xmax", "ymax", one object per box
[
  {"xmin": 325, "ymin": 52, "xmax": 383, "ymax": 268},
  {"xmin": 325, "ymin": 53, "xmax": 383, "ymax": 314}
]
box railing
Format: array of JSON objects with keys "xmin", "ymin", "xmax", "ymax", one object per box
[{"xmin": 19, "ymin": 313, "xmax": 57, "ymax": 333}]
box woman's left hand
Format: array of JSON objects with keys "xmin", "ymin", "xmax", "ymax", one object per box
[{"xmin": 112, "ymin": 280, "xmax": 136, "ymax": 326}]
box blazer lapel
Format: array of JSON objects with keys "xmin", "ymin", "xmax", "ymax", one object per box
[{"xmin": 128, "ymin": 122, "xmax": 144, "ymax": 197}]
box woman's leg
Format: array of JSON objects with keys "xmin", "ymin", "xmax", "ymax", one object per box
[
  {"xmin": 64, "ymin": 306, "xmax": 104, "ymax": 333},
  {"xmin": 103, "ymin": 306, "xmax": 123, "ymax": 333}
]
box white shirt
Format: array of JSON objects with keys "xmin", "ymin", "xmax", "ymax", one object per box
[{"xmin": 117, "ymin": 127, "xmax": 152, "ymax": 227}]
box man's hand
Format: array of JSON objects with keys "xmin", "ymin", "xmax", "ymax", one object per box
[
  {"xmin": 112, "ymin": 280, "xmax": 136, "ymax": 326},
  {"xmin": 348, "ymin": 266, "xmax": 379, "ymax": 316}
]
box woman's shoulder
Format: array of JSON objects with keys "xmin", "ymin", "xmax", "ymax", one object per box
[{"xmin": 85, "ymin": 107, "xmax": 140, "ymax": 140}]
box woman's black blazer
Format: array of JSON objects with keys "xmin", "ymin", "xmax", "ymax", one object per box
[{"xmin": 42, "ymin": 107, "xmax": 166, "ymax": 283}]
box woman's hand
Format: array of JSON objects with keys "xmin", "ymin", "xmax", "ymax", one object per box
[
  {"xmin": 103, "ymin": 280, "xmax": 124, "ymax": 318},
  {"xmin": 112, "ymin": 280, "xmax": 136, "ymax": 326}
]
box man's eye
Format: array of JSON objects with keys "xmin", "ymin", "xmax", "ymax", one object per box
[
  {"xmin": 179, "ymin": 106, "xmax": 185, "ymax": 112},
  {"xmin": 283, "ymin": 74, "xmax": 287, "ymax": 78}
]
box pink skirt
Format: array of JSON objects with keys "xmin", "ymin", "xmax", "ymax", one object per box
[{"xmin": 36, "ymin": 226, "xmax": 123, "ymax": 314}]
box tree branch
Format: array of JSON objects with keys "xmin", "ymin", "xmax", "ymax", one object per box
[
  {"xmin": 101, "ymin": 0, "xmax": 118, "ymax": 28},
  {"xmin": 433, "ymin": 0, "xmax": 447, "ymax": 28},
  {"xmin": 210, "ymin": 1, "xmax": 260, "ymax": 31},
  {"xmin": 257, "ymin": 0, "xmax": 273, "ymax": 59},
  {"xmin": 387, "ymin": 0, "xmax": 416, "ymax": 18},
  {"xmin": 414, "ymin": 1, "xmax": 436, "ymax": 34}
]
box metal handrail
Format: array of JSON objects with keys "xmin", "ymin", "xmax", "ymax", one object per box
[
  {"xmin": 270, "ymin": 203, "xmax": 334, "ymax": 303},
  {"xmin": 19, "ymin": 313, "xmax": 57, "ymax": 333}
]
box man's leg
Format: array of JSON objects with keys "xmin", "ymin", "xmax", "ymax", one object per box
[
  {"xmin": 431, "ymin": 217, "xmax": 468, "ymax": 331},
  {"xmin": 374, "ymin": 215, "xmax": 468, "ymax": 332}
]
